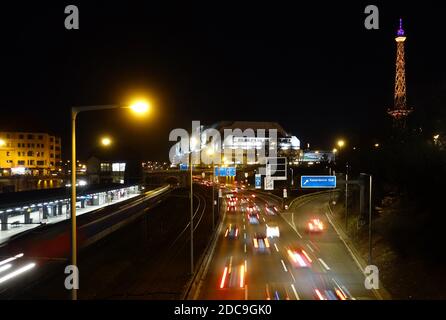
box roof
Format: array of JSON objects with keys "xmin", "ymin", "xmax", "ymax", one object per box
[{"xmin": 211, "ymin": 121, "xmax": 289, "ymax": 137}]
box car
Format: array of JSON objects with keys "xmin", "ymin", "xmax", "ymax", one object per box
[
  {"xmin": 266, "ymin": 224, "xmax": 280, "ymax": 238},
  {"xmin": 286, "ymin": 246, "xmax": 312, "ymax": 268},
  {"xmin": 314, "ymin": 285, "xmax": 351, "ymax": 300},
  {"xmin": 247, "ymin": 204, "xmax": 258, "ymax": 213},
  {"xmin": 266, "ymin": 283, "xmax": 297, "ymax": 300},
  {"xmin": 247, "ymin": 212, "xmax": 260, "ymax": 224},
  {"xmin": 224, "ymin": 224, "xmax": 239, "ymax": 239},
  {"xmin": 227, "ymin": 198, "xmax": 237, "ymax": 211},
  {"xmin": 306, "ymin": 218, "xmax": 324, "ymax": 233},
  {"xmin": 252, "ymin": 233, "xmax": 270, "ymax": 253},
  {"xmin": 219, "ymin": 259, "xmax": 246, "ymax": 289},
  {"xmin": 265, "ymin": 204, "xmax": 278, "ymax": 215}
]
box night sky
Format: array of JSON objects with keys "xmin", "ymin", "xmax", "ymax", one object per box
[{"xmin": 0, "ymin": 1, "xmax": 445, "ymax": 160}]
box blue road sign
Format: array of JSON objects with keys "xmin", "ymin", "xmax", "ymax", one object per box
[
  {"xmin": 227, "ymin": 167, "xmax": 236, "ymax": 177},
  {"xmin": 255, "ymin": 174, "xmax": 261, "ymax": 189},
  {"xmin": 301, "ymin": 176, "xmax": 336, "ymax": 189},
  {"xmin": 214, "ymin": 167, "xmax": 236, "ymax": 177},
  {"xmin": 180, "ymin": 163, "xmax": 188, "ymax": 171}
]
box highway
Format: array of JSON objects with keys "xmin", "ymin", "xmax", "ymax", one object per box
[{"xmin": 198, "ymin": 189, "xmax": 377, "ymax": 300}]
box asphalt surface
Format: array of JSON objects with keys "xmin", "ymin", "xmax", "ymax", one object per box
[{"xmin": 199, "ymin": 190, "xmax": 377, "ymax": 300}]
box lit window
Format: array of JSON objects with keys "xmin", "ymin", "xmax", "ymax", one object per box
[{"xmin": 112, "ymin": 163, "xmax": 126, "ymax": 172}]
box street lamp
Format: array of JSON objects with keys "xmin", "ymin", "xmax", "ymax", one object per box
[
  {"xmin": 360, "ymin": 173, "xmax": 373, "ymax": 265},
  {"xmin": 70, "ymin": 100, "xmax": 149, "ymax": 300},
  {"xmin": 189, "ymin": 136, "xmax": 199, "ymax": 275},
  {"xmin": 101, "ymin": 137, "xmax": 112, "ymax": 147},
  {"xmin": 0, "ymin": 139, "xmax": 5, "ymax": 147},
  {"xmin": 337, "ymin": 140, "xmax": 345, "ymax": 148}
]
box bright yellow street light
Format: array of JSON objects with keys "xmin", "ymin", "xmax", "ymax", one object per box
[
  {"xmin": 337, "ymin": 140, "xmax": 346, "ymax": 148},
  {"xmin": 129, "ymin": 100, "xmax": 150, "ymax": 114},
  {"xmin": 0, "ymin": 139, "xmax": 5, "ymax": 147},
  {"xmin": 333, "ymin": 148, "xmax": 338, "ymax": 154},
  {"xmin": 101, "ymin": 137, "xmax": 112, "ymax": 146}
]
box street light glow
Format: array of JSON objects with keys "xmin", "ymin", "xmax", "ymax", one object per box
[
  {"xmin": 129, "ymin": 100, "xmax": 150, "ymax": 114},
  {"xmin": 337, "ymin": 140, "xmax": 345, "ymax": 148},
  {"xmin": 101, "ymin": 137, "xmax": 112, "ymax": 146},
  {"xmin": 333, "ymin": 148, "xmax": 338, "ymax": 153},
  {"xmin": 0, "ymin": 139, "xmax": 5, "ymax": 147}
]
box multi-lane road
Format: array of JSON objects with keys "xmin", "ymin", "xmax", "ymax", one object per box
[{"xmin": 199, "ymin": 189, "xmax": 377, "ymax": 300}]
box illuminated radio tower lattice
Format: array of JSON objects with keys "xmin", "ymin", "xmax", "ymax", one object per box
[{"xmin": 387, "ymin": 19, "xmax": 413, "ymax": 129}]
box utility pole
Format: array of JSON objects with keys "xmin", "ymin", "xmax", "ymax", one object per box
[
  {"xmin": 190, "ymin": 153, "xmax": 194, "ymax": 274},
  {"xmin": 212, "ymin": 167, "xmax": 215, "ymax": 230},
  {"xmin": 345, "ymin": 163, "xmax": 349, "ymax": 231},
  {"xmin": 368, "ymin": 174, "xmax": 373, "ymax": 265}
]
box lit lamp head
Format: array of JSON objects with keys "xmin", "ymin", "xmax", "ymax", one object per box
[
  {"xmin": 337, "ymin": 140, "xmax": 345, "ymax": 148},
  {"xmin": 0, "ymin": 139, "xmax": 5, "ymax": 147},
  {"xmin": 129, "ymin": 100, "xmax": 150, "ymax": 115},
  {"xmin": 101, "ymin": 137, "xmax": 112, "ymax": 147}
]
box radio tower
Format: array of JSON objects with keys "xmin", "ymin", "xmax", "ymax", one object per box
[{"xmin": 387, "ymin": 19, "xmax": 413, "ymax": 130}]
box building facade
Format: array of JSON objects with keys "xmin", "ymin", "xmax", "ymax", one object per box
[
  {"xmin": 0, "ymin": 132, "xmax": 62, "ymax": 176},
  {"xmin": 171, "ymin": 121, "xmax": 301, "ymax": 166}
]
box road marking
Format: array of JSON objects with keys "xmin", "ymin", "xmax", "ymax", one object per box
[
  {"xmin": 291, "ymin": 284, "xmax": 300, "ymax": 300},
  {"xmin": 274, "ymin": 243, "xmax": 279, "ymax": 252},
  {"xmin": 244, "ymin": 233, "xmax": 247, "ymax": 240},
  {"xmin": 244, "ymin": 243, "xmax": 247, "ymax": 253},
  {"xmin": 281, "ymin": 259, "xmax": 288, "ymax": 272},
  {"xmin": 266, "ymin": 284, "xmax": 271, "ymax": 300},
  {"xmin": 245, "ymin": 260, "xmax": 247, "ymax": 272},
  {"xmin": 318, "ymin": 258, "xmax": 330, "ymax": 271},
  {"xmin": 306, "ymin": 243, "xmax": 315, "ymax": 253},
  {"xmin": 289, "ymin": 270, "xmax": 296, "ymax": 282},
  {"xmin": 262, "ymin": 217, "xmax": 266, "ymax": 222},
  {"xmin": 243, "ymin": 224, "xmax": 246, "ymax": 230},
  {"xmin": 280, "ymin": 211, "xmax": 303, "ymax": 239}
]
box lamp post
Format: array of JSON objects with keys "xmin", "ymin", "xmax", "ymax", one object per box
[
  {"xmin": 70, "ymin": 101, "xmax": 149, "ymax": 300},
  {"xmin": 189, "ymin": 137, "xmax": 198, "ymax": 274},
  {"xmin": 368, "ymin": 174, "xmax": 373, "ymax": 265},
  {"xmin": 345, "ymin": 163, "xmax": 349, "ymax": 231},
  {"xmin": 207, "ymin": 148, "xmax": 215, "ymax": 230}
]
